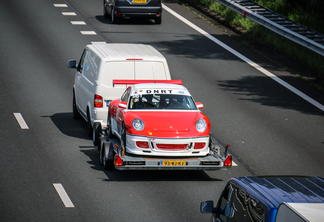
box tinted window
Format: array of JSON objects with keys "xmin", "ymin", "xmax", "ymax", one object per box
[
  {"xmin": 128, "ymin": 94, "xmax": 196, "ymax": 110},
  {"xmin": 216, "ymin": 183, "xmax": 235, "ymax": 222},
  {"xmin": 228, "ymin": 187, "xmax": 266, "ymax": 222}
]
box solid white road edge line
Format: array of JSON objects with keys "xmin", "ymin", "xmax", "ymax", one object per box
[
  {"xmin": 162, "ymin": 4, "xmax": 324, "ymax": 112},
  {"xmin": 53, "ymin": 183, "xmax": 75, "ymax": 208},
  {"xmin": 13, "ymin": 113, "xmax": 29, "ymax": 129}
]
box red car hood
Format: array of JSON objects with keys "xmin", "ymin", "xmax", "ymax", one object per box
[{"xmin": 125, "ymin": 111, "xmax": 210, "ymax": 137}]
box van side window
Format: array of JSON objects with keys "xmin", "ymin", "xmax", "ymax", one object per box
[
  {"xmin": 228, "ymin": 187, "xmax": 266, "ymax": 222},
  {"xmin": 83, "ymin": 51, "xmax": 94, "ymax": 81},
  {"xmin": 216, "ymin": 183, "xmax": 235, "ymax": 222},
  {"xmin": 121, "ymin": 87, "xmax": 130, "ymax": 102}
]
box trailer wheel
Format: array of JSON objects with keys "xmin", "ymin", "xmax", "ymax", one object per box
[
  {"xmin": 103, "ymin": 142, "xmax": 114, "ymax": 170},
  {"xmin": 98, "ymin": 136, "xmax": 106, "ymax": 152},
  {"xmin": 93, "ymin": 122, "xmax": 101, "ymax": 146},
  {"xmin": 107, "ymin": 110, "xmax": 114, "ymax": 138}
]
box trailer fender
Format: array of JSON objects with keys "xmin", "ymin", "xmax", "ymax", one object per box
[{"xmin": 103, "ymin": 141, "xmax": 115, "ymax": 161}]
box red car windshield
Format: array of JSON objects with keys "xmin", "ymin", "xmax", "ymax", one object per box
[{"xmin": 128, "ymin": 94, "xmax": 197, "ymax": 110}]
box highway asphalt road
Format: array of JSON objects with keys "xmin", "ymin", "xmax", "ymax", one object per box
[{"xmin": 1, "ymin": 0, "xmax": 323, "ymax": 221}]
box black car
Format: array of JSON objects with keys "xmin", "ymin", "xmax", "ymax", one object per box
[{"xmin": 103, "ymin": 0, "xmax": 162, "ymax": 24}]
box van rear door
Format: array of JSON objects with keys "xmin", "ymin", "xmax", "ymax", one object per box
[{"xmin": 134, "ymin": 61, "xmax": 169, "ymax": 79}]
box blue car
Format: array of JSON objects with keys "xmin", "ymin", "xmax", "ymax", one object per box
[{"xmin": 200, "ymin": 176, "xmax": 324, "ymax": 222}]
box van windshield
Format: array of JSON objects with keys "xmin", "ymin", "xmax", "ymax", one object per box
[{"xmin": 128, "ymin": 94, "xmax": 197, "ymax": 110}]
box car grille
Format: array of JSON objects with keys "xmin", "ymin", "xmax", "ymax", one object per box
[{"xmin": 156, "ymin": 144, "xmax": 188, "ymax": 151}]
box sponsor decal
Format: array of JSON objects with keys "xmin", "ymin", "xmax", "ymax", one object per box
[{"xmin": 146, "ymin": 89, "xmax": 173, "ymax": 94}]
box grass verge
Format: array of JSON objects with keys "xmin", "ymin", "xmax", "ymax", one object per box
[{"xmin": 184, "ymin": 0, "xmax": 324, "ymax": 89}]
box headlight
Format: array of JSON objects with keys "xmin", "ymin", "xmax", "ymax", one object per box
[
  {"xmin": 132, "ymin": 119, "xmax": 145, "ymax": 131},
  {"xmin": 196, "ymin": 119, "xmax": 207, "ymax": 132}
]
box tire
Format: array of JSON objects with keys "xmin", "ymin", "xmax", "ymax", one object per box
[
  {"xmin": 87, "ymin": 110, "xmax": 93, "ymax": 137},
  {"xmin": 73, "ymin": 92, "xmax": 81, "ymax": 119},
  {"xmin": 93, "ymin": 122, "xmax": 101, "ymax": 146},
  {"xmin": 121, "ymin": 123, "xmax": 126, "ymax": 147},
  {"xmin": 98, "ymin": 136, "xmax": 106, "ymax": 153},
  {"xmin": 103, "ymin": 142, "xmax": 114, "ymax": 170},
  {"xmin": 155, "ymin": 15, "xmax": 161, "ymax": 24},
  {"xmin": 111, "ymin": 8, "xmax": 119, "ymax": 24},
  {"xmin": 107, "ymin": 110, "xmax": 114, "ymax": 138},
  {"xmin": 103, "ymin": 3, "xmax": 109, "ymax": 18}
]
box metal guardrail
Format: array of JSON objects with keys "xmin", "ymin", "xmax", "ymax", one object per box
[{"xmin": 214, "ymin": 0, "xmax": 324, "ymax": 56}]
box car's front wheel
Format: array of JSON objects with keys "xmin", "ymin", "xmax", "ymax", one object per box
[{"xmin": 121, "ymin": 123, "xmax": 126, "ymax": 147}]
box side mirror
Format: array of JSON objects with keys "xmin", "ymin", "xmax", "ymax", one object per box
[
  {"xmin": 196, "ymin": 102, "xmax": 204, "ymax": 109},
  {"xmin": 200, "ymin": 200, "xmax": 214, "ymax": 213},
  {"xmin": 67, "ymin": 60, "xmax": 77, "ymax": 69},
  {"xmin": 224, "ymin": 204, "xmax": 235, "ymax": 218},
  {"xmin": 118, "ymin": 102, "xmax": 127, "ymax": 109}
]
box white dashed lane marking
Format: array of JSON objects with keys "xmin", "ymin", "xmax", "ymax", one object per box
[
  {"xmin": 53, "ymin": 4, "xmax": 67, "ymax": 7},
  {"xmin": 61, "ymin": 12, "xmax": 76, "ymax": 16},
  {"xmin": 13, "ymin": 113, "xmax": 29, "ymax": 129},
  {"xmin": 53, "ymin": 183, "xmax": 75, "ymax": 208},
  {"xmin": 71, "ymin": 21, "xmax": 86, "ymax": 25},
  {"xmin": 80, "ymin": 31, "xmax": 97, "ymax": 35}
]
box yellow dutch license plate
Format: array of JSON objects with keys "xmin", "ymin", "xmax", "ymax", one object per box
[
  {"xmin": 161, "ymin": 161, "xmax": 186, "ymax": 166},
  {"xmin": 133, "ymin": 0, "xmax": 147, "ymax": 3}
]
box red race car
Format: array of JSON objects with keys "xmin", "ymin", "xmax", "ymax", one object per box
[{"xmin": 108, "ymin": 80, "xmax": 211, "ymax": 157}]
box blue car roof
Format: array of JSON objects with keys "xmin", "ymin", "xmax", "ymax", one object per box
[{"xmin": 232, "ymin": 176, "xmax": 324, "ymax": 208}]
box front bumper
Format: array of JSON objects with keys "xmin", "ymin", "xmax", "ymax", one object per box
[{"xmin": 125, "ymin": 134, "xmax": 210, "ymax": 157}]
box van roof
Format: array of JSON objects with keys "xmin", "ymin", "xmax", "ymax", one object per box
[
  {"xmin": 87, "ymin": 43, "xmax": 166, "ymax": 61},
  {"xmin": 232, "ymin": 176, "xmax": 324, "ymax": 208}
]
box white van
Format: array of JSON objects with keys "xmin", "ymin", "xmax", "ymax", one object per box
[{"xmin": 68, "ymin": 43, "xmax": 171, "ymax": 145}]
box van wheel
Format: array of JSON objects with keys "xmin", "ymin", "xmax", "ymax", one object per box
[
  {"xmin": 73, "ymin": 92, "xmax": 81, "ymax": 119},
  {"xmin": 87, "ymin": 110, "xmax": 93, "ymax": 137},
  {"xmin": 93, "ymin": 122, "xmax": 101, "ymax": 146}
]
